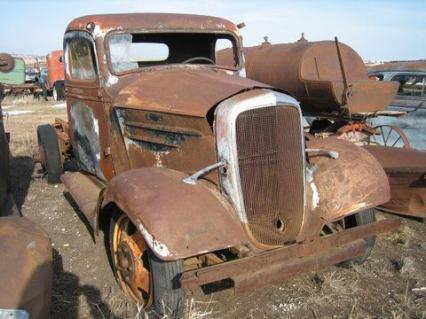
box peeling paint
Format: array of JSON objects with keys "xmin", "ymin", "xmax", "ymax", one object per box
[
  {"xmin": 310, "ymin": 182, "xmax": 320, "ymax": 209},
  {"xmin": 154, "ymin": 152, "xmax": 163, "ymax": 167},
  {"xmin": 138, "ymin": 222, "xmax": 172, "ymax": 258},
  {"xmin": 106, "ymin": 74, "xmax": 119, "ymax": 87}
]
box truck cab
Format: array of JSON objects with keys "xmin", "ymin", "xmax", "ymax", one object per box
[{"xmin": 37, "ymin": 13, "xmax": 399, "ymax": 317}]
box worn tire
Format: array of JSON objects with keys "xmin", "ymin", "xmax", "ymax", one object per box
[
  {"xmin": 341, "ymin": 209, "xmax": 376, "ymax": 265},
  {"xmin": 109, "ymin": 212, "xmax": 184, "ymax": 318},
  {"xmin": 53, "ymin": 82, "xmax": 64, "ymax": 101},
  {"xmin": 37, "ymin": 124, "xmax": 63, "ymax": 184},
  {"xmin": 52, "ymin": 85, "xmax": 59, "ymax": 101}
]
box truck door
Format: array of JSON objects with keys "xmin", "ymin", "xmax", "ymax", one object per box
[{"xmin": 64, "ymin": 31, "xmax": 113, "ymax": 180}]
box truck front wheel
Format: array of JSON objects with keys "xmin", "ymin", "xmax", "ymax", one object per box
[{"xmin": 109, "ymin": 212, "xmax": 184, "ymax": 317}]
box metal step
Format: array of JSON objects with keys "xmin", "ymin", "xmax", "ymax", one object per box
[{"xmin": 61, "ymin": 172, "xmax": 104, "ymax": 229}]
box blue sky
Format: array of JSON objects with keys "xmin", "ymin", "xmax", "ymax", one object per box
[{"xmin": 1, "ymin": 0, "xmax": 425, "ymax": 61}]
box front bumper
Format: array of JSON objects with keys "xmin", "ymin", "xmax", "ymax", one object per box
[{"xmin": 180, "ymin": 218, "xmax": 400, "ymax": 293}]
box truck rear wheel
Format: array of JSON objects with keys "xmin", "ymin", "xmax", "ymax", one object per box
[
  {"xmin": 53, "ymin": 82, "xmax": 64, "ymax": 101},
  {"xmin": 342, "ymin": 209, "xmax": 376, "ymax": 265},
  {"xmin": 37, "ymin": 124, "xmax": 63, "ymax": 184},
  {"xmin": 109, "ymin": 212, "xmax": 184, "ymax": 317}
]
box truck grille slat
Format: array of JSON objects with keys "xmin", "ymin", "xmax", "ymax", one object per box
[{"xmin": 236, "ymin": 106, "xmax": 304, "ymax": 245}]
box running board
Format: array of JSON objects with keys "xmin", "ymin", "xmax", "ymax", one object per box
[{"xmin": 61, "ymin": 172, "xmax": 104, "ymax": 229}]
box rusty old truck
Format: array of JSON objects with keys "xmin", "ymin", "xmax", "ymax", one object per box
[{"xmin": 36, "ymin": 13, "xmax": 400, "ymax": 316}]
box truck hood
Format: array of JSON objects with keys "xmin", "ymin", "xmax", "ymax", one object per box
[{"xmin": 110, "ymin": 67, "xmax": 271, "ymax": 117}]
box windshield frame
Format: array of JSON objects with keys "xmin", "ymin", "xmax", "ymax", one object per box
[{"xmin": 104, "ymin": 28, "xmax": 243, "ymax": 76}]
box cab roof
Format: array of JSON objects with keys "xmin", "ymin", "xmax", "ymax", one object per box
[{"xmin": 66, "ymin": 13, "xmax": 239, "ymax": 35}]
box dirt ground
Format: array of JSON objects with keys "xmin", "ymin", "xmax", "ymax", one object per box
[{"xmin": 4, "ymin": 97, "xmax": 426, "ymax": 319}]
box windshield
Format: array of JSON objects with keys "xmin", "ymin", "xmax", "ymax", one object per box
[{"xmin": 108, "ymin": 32, "xmax": 240, "ymax": 74}]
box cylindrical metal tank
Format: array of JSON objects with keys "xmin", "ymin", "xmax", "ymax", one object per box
[{"xmin": 218, "ymin": 40, "xmax": 398, "ymax": 115}]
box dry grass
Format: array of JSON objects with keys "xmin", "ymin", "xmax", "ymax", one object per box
[
  {"xmin": 386, "ymin": 224, "xmax": 413, "ymax": 247},
  {"xmin": 3, "ymin": 99, "xmax": 66, "ymax": 157}
]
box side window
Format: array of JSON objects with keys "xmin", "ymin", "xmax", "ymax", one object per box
[
  {"xmin": 66, "ymin": 37, "xmax": 97, "ymax": 81},
  {"xmin": 392, "ymin": 74, "xmax": 426, "ymax": 96}
]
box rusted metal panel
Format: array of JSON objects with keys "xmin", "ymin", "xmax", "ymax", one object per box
[
  {"xmin": 66, "ymin": 13, "xmax": 239, "ymax": 35},
  {"xmin": 115, "ymin": 107, "xmax": 218, "ymax": 180},
  {"xmin": 101, "ymin": 167, "xmax": 248, "ymax": 260},
  {"xmin": 0, "ymin": 216, "xmax": 52, "ymax": 319},
  {"xmin": 364, "ymin": 145, "xmax": 426, "ymax": 218},
  {"xmin": 112, "ymin": 68, "xmax": 270, "ymax": 117},
  {"xmin": 233, "ymin": 240, "xmax": 366, "ymax": 294},
  {"xmin": 180, "ymin": 218, "xmax": 400, "ymax": 290},
  {"xmin": 302, "ymin": 138, "xmax": 390, "ymax": 235},
  {"xmin": 219, "ymin": 40, "xmax": 398, "ymax": 114},
  {"xmin": 61, "ymin": 172, "xmax": 104, "ymax": 229}
]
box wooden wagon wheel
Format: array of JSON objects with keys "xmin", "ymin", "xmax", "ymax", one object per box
[{"xmin": 368, "ymin": 125, "xmax": 411, "ymax": 148}]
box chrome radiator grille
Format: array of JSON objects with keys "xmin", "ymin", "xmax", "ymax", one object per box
[{"xmin": 235, "ymin": 106, "xmax": 304, "ymax": 245}]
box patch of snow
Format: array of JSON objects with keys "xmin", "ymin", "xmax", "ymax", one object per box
[
  {"xmin": 5, "ymin": 110, "xmax": 33, "ymax": 116},
  {"xmin": 52, "ymin": 102, "xmax": 66, "ymax": 109}
]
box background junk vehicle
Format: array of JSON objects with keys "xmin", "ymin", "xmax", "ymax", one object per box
[
  {"xmin": 222, "ymin": 38, "xmax": 426, "ymax": 220},
  {"xmin": 36, "ymin": 13, "xmax": 400, "ymax": 317},
  {"xmin": 368, "ymin": 60, "xmax": 426, "ymax": 109},
  {"xmin": 0, "ymin": 62, "xmax": 52, "ymax": 319},
  {"xmin": 0, "ymin": 53, "xmax": 42, "ymax": 97},
  {"xmin": 38, "ymin": 50, "xmax": 65, "ymax": 101}
]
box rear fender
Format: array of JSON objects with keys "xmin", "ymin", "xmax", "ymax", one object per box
[{"xmin": 101, "ymin": 167, "xmax": 247, "ymax": 260}]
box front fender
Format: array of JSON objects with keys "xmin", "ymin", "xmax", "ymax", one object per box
[
  {"xmin": 306, "ymin": 137, "xmax": 390, "ymax": 221},
  {"xmin": 101, "ymin": 167, "xmax": 247, "ymax": 260}
]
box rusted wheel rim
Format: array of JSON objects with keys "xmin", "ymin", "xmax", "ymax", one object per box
[{"xmin": 113, "ymin": 215, "xmax": 152, "ymax": 305}]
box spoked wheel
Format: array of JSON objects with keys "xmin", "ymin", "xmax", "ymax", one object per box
[
  {"xmin": 369, "ymin": 125, "xmax": 410, "ymax": 148},
  {"xmin": 112, "ymin": 214, "xmax": 152, "ymax": 304},
  {"xmin": 110, "ymin": 212, "xmax": 184, "ymax": 317}
]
